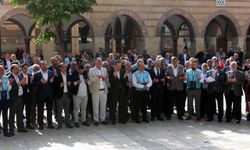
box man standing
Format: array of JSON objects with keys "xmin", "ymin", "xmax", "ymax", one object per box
[
  {"xmin": 225, "ymin": 61, "xmax": 244, "ymax": 123},
  {"xmin": 88, "ymin": 58, "xmax": 109, "ymax": 126},
  {"xmin": 149, "ymin": 59, "xmax": 165, "ymax": 121},
  {"xmin": 132, "ymin": 59, "xmax": 152, "ymax": 123},
  {"xmin": 186, "ymin": 59, "xmax": 202, "ymax": 121},
  {"xmin": 109, "ymin": 61, "xmax": 127, "ymax": 124},
  {"xmin": 19, "ymin": 63, "xmax": 33, "ymax": 129},
  {"xmin": 54, "ymin": 63, "xmax": 73, "ymax": 129},
  {"xmin": 9, "ymin": 64, "xmax": 28, "ymax": 136},
  {"xmin": 33, "ymin": 61, "xmax": 55, "ymax": 130},
  {"xmin": 166, "ymin": 57, "xmax": 186, "ymax": 120},
  {"xmin": 72, "ymin": 64, "xmax": 89, "ymax": 127},
  {"xmin": 0, "ymin": 65, "xmax": 12, "ymax": 137},
  {"xmin": 206, "ymin": 60, "xmax": 226, "ymax": 122}
]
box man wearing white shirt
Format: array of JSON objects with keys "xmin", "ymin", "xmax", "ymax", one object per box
[
  {"xmin": 88, "ymin": 58, "xmax": 109, "ymax": 126},
  {"xmin": 72, "ymin": 65, "xmax": 89, "ymax": 127},
  {"xmin": 9, "ymin": 64, "xmax": 28, "ymax": 136},
  {"xmin": 54, "ymin": 63, "xmax": 73, "ymax": 129},
  {"xmin": 132, "ymin": 59, "xmax": 152, "ymax": 123}
]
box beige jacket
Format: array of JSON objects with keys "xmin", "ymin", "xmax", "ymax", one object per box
[{"xmin": 88, "ymin": 66, "xmax": 109, "ymax": 94}]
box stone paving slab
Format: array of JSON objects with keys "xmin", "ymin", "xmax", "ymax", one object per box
[{"xmin": 1, "ymin": 117, "xmax": 250, "ymax": 150}]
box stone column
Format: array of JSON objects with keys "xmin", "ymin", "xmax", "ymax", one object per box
[
  {"xmin": 42, "ymin": 41, "xmax": 55, "ymax": 62},
  {"xmin": 71, "ymin": 23, "xmax": 80, "ymax": 55},
  {"xmin": 237, "ymin": 36, "xmax": 245, "ymax": 51},
  {"xmin": 144, "ymin": 36, "xmax": 160, "ymax": 56},
  {"xmin": 94, "ymin": 36, "xmax": 105, "ymax": 54},
  {"xmin": 195, "ymin": 37, "xmax": 205, "ymax": 54}
]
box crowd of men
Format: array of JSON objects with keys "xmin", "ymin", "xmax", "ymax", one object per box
[{"xmin": 0, "ymin": 46, "xmax": 249, "ymax": 138}]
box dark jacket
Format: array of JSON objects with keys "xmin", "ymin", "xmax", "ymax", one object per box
[
  {"xmin": 71, "ymin": 71, "xmax": 89, "ymax": 95},
  {"xmin": 33, "ymin": 70, "xmax": 54, "ymax": 99},
  {"xmin": 8, "ymin": 73, "xmax": 21, "ymax": 100},
  {"xmin": 54, "ymin": 72, "xmax": 72, "ymax": 99},
  {"xmin": 207, "ymin": 69, "xmax": 226, "ymax": 94},
  {"xmin": 108, "ymin": 68, "xmax": 127, "ymax": 95},
  {"xmin": 225, "ymin": 70, "xmax": 244, "ymax": 96}
]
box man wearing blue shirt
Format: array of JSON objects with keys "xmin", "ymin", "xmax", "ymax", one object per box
[
  {"xmin": 132, "ymin": 59, "xmax": 152, "ymax": 123},
  {"xmin": 186, "ymin": 58, "xmax": 202, "ymax": 121}
]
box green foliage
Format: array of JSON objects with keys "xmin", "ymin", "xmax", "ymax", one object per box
[{"xmin": 10, "ymin": 0, "xmax": 96, "ymax": 47}]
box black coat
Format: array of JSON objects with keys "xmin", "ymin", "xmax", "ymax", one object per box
[
  {"xmin": 71, "ymin": 71, "xmax": 89, "ymax": 95},
  {"xmin": 54, "ymin": 73, "xmax": 72, "ymax": 99},
  {"xmin": 33, "ymin": 70, "xmax": 54, "ymax": 100}
]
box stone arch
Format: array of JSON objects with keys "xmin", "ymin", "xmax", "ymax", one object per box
[
  {"xmin": 243, "ymin": 17, "xmax": 250, "ymax": 38},
  {"xmin": 201, "ymin": 10, "xmax": 242, "ymax": 37},
  {"xmin": 0, "ymin": 8, "xmax": 31, "ymax": 24},
  {"xmin": 156, "ymin": 9, "xmax": 199, "ymax": 37},
  {"xmin": 101, "ymin": 10, "xmax": 148, "ymax": 37}
]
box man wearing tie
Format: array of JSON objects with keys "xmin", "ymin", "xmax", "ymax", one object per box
[
  {"xmin": 9, "ymin": 64, "xmax": 28, "ymax": 136},
  {"xmin": 166, "ymin": 57, "xmax": 186, "ymax": 120},
  {"xmin": 149, "ymin": 59, "xmax": 165, "ymax": 121},
  {"xmin": 225, "ymin": 61, "xmax": 244, "ymax": 123},
  {"xmin": 88, "ymin": 58, "xmax": 109, "ymax": 126},
  {"xmin": 206, "ymin": 60, "xmax": 226, "ymax": 122},
  {"xmin": 132, "ymin": 59, "xmax": 152, "ymax": 123},
  {"xmin": 33, "ymin": 61, "xmax": 55, "ymax": 130}
]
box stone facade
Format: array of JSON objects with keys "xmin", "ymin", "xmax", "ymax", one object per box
[{"xmin": 1, "ymin": 0, "xmax": 250, "ymax": 60}]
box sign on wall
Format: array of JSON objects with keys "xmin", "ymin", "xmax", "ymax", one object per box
[{"xmin": 216, "ymin": 0, "xmax": 226, "ymax": 6}]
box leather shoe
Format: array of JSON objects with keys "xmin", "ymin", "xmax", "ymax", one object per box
[
  {"xmin": 82, "ymin": 122, "xmax": 90, "ymax": 127},
  {"xmin": 26, "ymin": 125, "xmax": 35, "ymax": 129},
  {"xmin": 94, "ymin": 122, "xmax": 99, "ymax": 126},
  {"xmin": 236, "ymin": 120, "xmax": 241, "ymax": 124},
  {"xmin": 157, "ymin": 117, "xmax": 164, "ymax": 121},
  {"xmin": 48, "ymin": 125, "xmax": 55, "ymax": 129},
  {"xmin": 18, "ymin": 129, "xmax": 28, "ymax": 133},
  {"xmin": 57, "ymin": 125, "xmax": 62, "ymax": 129},
  {"xmin": 3, "ymin": 132, "xmax": 12, "ymax": 137},
  {"xmin": 143, "ymin": 119, "xmax": 149, "ymax": 123},
  {"xmin": 74, "ymin": 122, "xmax": 80, "ymax": 128},
  {"xmin": 101, "ymin": 121, "xmax": 108, "ymax": 125},
  {"xmin": 66, "ymin": 124, "xmax": 73, "ymax": 128},
  {"xmin": 39, "ymin": 126, "xmax": 44, "ymax": 130}
]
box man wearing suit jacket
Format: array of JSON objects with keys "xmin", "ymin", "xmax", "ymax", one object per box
[
  {"xmin": 109, "ymin": 60, "xmax": 127, "ymax": 124},
  {"xmin": 71, "ymin": 64, "xmax": 89, "ymax": 127},
  {"xmin": 206, "ymin": 60, "xmax": 226, "ymax": 122},
  {"xmin": 179, "ymin": 48, "xmax": 190, "ymax": 66},
  {"xmin": 166, "ymin": 57, "xmax": 186, "ymax": 120},
  {"xmin": 9, "ymin": 64, "xmax": 28, "ymax": 136},
  {"xmin": 33, "ymin": 61, "xmax": 55, "ymax": 130},
  {"xmin": 54, "ymin": 63, "xmax": 73, "ymax": 129},
  {"xmin": 3, "ymin": 53, "xmax": 12, "ymax": 71},
  {"xmin": 88, "ymin": 58, "xmax": 109, "ymax": 126},
  {"xmin": 225, "ymin": 61, "xmax": 244, "ymax": 124},
  {"xmin": 149, "ymin": 59, "xmax": 165, "ymax": 121},
  {"xmin": 19, "ymin": 63, "xmax": 33, "ymax": 129}
]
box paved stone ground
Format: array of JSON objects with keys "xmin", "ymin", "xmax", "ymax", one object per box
[
  {"xmin": 0, "ymin": 97, "xmax": 250, "ymax": 150},
  {"xmin": 0, "ymin": 115, "xmax": 250, "ymax": 150}
]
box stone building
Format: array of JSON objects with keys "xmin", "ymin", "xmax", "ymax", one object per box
[{"xmin": 0, "ymin": 0, "xmax": 250, "ymax": 60}]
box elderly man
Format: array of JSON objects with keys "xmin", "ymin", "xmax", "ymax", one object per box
[
  {"xmin": 149, "ymin": 58, "xmax": 165, "ymax": 121},
  {"xmin": 88, "ymin": 58, "xmax": 109, "ymax": 126},
  {"xmin": 132, "ymin": 59, "xmax": 152, "ymax": 123},
  {"xmin": 166, "ymin": 57, "xmax": 186, "ymax": 120},
  {"xmin": 225, "ymin": 61, "xmax": 244, "ymax": 124}
]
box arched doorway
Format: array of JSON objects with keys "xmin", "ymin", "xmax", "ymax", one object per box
[
  {"xmin": 159, "ymin": 14, "xmax": 196, "ymax": 56},
  {"xmin": 104, "ymin": 14, "xmax": 145, "ymax": 54},
  {"xmin": 0, "ymin": 10, "xmax": 38, "ymax": 57},
  {"xmin": 64, "ymin": 15, "xmax": 95, "ymax": 55},
  {"xmin": 204, "ymin": 15, "xmax": 238, "ymax": 53}
]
